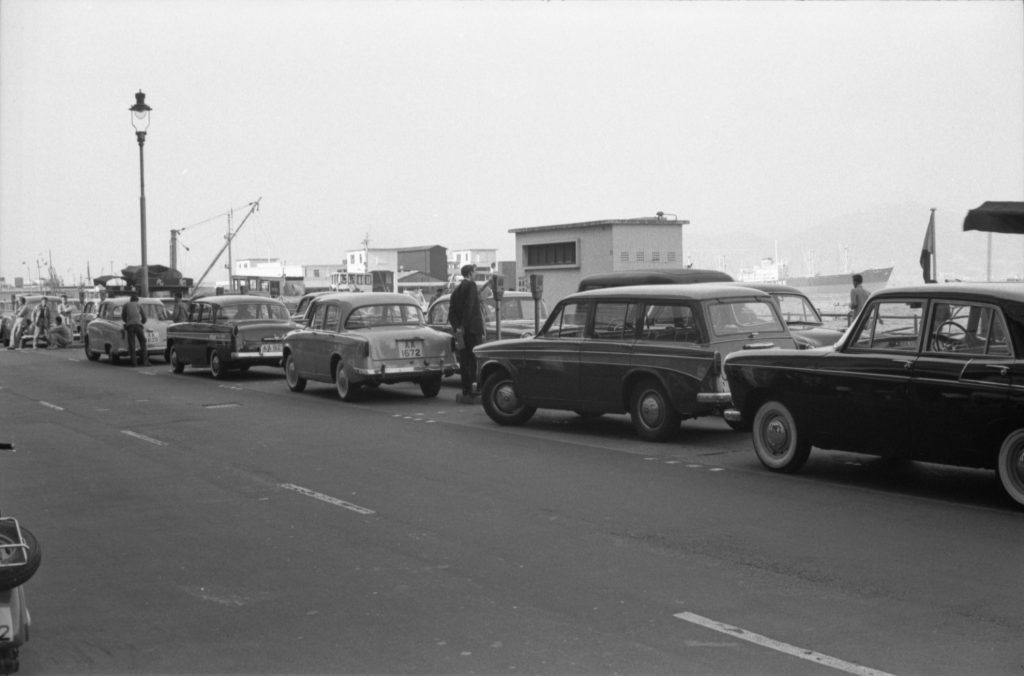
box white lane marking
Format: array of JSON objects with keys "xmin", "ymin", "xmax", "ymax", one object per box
[
  {"xmin": 121, "ymin": 430, "xmax": 168, "ymax": 446},
  {"xmin": 674, "ymin": 612, "xmax": 897, "ymax": 676},
  {"xmin": 279, "ymin": 483, "xmax": 376, "ymax": 515},
  {"xmin": 40, "ymin": 401, "xmax": 64, "ymax": 411}
]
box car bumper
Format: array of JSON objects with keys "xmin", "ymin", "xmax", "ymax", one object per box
[
  {"xmin": 723, "ymin": 408, "xmax": 743, "ymax": 423},
  {"xmin": 231, "ymin": 350, "xmax": 283, "ymax": 362},
  {"xmin": 696, "ymin": 392, "xmax": 733, "ymax": 406},
  {"xmin": 354, "ymin": 363, "xmax": 455, "ymax": 378}
]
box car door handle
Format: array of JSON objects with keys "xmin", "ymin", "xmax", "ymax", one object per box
[{"xmin": 985, "ymin": 364, "xmax": 1010, "ymax": 376}]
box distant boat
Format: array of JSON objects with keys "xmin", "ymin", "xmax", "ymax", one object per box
[{"xmin": 785, "ymin": 267, "xmax": 894, "ymax": 295}]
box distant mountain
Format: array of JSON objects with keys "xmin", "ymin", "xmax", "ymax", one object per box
[{"xmin": 685, "ymin": 202, "xmax": 1021, "ymax": 286}]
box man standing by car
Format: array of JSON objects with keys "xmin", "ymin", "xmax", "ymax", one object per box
[
  {"xmin": 171, "ymin": 291, "xmax": 189, "ymax": 323},
  {"xmin": 849, "ymin": 274, "xmax": 870, "ymax": 324},
  {"xmin": 449, "ymin": 264, "xmax": 484, "ymax": 401},
  {"xmin": 121, "ymin": 294, "xmax": 150, "ymax": 366}
]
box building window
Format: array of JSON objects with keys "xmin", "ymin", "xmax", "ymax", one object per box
[
  {"xmin": 668, "ymin": 251, "xmax": 678, "ymax": 263},
  {"xmin": 313, "ymin": 269, "xmax": 321, "ymax": 278},
  {"xmin": 636, "ymin": 251, "xmax": 645, "ymax": 263},
  {"xmin": 525, "ymin": 241, "xmax": 577, "ymax": 267},
  {"xmin": 620, "ymin": 251, "xmax": 629, "ymax": 263},
  {"xmin": 652, "ymin": 251, "xmax": 661, "ymax": 262}
]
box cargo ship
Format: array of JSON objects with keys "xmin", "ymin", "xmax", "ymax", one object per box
[{"xmin": 785, "ymin": 266, "xmax": 894, "ymax": 295}]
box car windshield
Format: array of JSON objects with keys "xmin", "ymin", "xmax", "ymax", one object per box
[
  {"xmin": 482, "ymin": 297, "xmax": 547, "ymax": 322},
  {"xmin": 216, "ymin": 302, "xmax": 290, "ymax": 322},
  {"xmin": 346, "ymin": 304, "xmax": 424, "ymax": 329},
  {"xmin": 773, "ymin": 293, "xmax": 822, "ymax": 325},
  {"xmin": 707, "ymin": 299, "xmax": 785, "ymax": 336}
]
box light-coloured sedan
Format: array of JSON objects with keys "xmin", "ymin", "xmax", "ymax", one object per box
[
  {"xmin": 283, "ymin": 292, "xmax": 456, "ymax": 401},
  {"xmin": 84, "ymin": 297, "xmax": 172, "ymax": 363}
]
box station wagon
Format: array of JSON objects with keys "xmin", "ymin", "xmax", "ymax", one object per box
[{"xmin": 475, "ymin": 283, "xmax": 796, "ymax": 441}]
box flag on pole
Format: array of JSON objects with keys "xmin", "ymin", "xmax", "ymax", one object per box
[{"xmin": 920, "ymin": 208, "xmax": 936, "ymax": 283}]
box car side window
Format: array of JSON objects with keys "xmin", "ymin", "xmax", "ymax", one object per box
[
  {"xmin": 641, "ymin": 303, "xmax": 700, "ymax": 344},
  {"xmin": 927, "ymin": 302, "xmax": 1011, "ymax": 356},
  {"xmin": 850, "ymin": 301, "xmax": 923, "ymax": 352},
  {"xmin": 590, "ymin": 302, "xmax": 637, "ymax": 341},
  {"xmin": 542, "ymin": 301, "xmax": 590, "ymax": 339},
  {"xmin": 324, "ymin": 305, "xmax": 342, "ymax": 332},
  {"xmin": 308, "ymin": 304, "xmax": 326, "ymax": 330}
]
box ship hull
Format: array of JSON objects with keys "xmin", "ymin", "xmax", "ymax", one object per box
[{"xmin": 784, "ymin": 267, "xmax": 893, "ymax": 296}]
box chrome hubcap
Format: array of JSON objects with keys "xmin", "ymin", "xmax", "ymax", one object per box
[
  {"xmin": 494, "ymin": 383, "xmax": 520, "ymax": 413},
  {"xmin": 640, "ymin": 393, "xmax": 662, "ymax": 427},
  {"xmin": 764, "ymin": 417, "xmax": 790, "ymax": 456}
]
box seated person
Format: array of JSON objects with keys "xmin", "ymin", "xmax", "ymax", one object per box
[{"xmin": 46, "ymin": 315, "xmax": 73, "ymax": 349}]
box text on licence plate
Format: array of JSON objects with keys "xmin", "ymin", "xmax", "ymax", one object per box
[
  {"xmin": 399, "ymin": 340, "xmax": 423, "ymax": 358},
  {"xmin": 260, "ymin": 342, "xmax": 282, "ymax": 355}
]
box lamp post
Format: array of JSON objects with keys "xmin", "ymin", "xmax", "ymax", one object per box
[{"xmin": 130, "ymin": 90, "xmax": 152, "ymax": 297}]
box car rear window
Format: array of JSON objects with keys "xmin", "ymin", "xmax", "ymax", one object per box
[
  {"xmin": 346, "ymin": 304, "xmax": 423, "ymax": 329},
  {"xmin": 707, "ymin": 300, "xmax": 785, "ymax": 337}
]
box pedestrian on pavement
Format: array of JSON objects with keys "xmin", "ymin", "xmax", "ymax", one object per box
[
  {"xmin": 849, "ymin": 274, "xmax": 870, "ymax": 324},
  {"xmin": 57, "ymin": 294, "xmax": 75, "ymax": 331},
  {"xmin": 7, "ymin": 296, "xmax": 27, "ymax": 349},
  {"xmin": 31, "ymin": 298, "xmax": 52, "ymax": 349},
  {"xmin": 171, "ymin": 291, "xmax": 189, "ymax": 323},
  {"xmin": 448, "ymin": 264, "xmax": 485, "ymax": 398},
  {"xmin": 46, "ymin": 315, "xmax": 73, "ymax": 349},
  {"xmin": 121, "ymin": 294, "xmax": 150, "ymax": 366}
]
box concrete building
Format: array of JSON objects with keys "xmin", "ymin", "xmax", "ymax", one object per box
[
  {"xmin": 448, "ymin": 248, "xmax": 497, "ymax": 279},
  {"xmin": 302, "ymin": 263, "xmax": 346, "ymax": 291},
  {"xmin": 397, "ymin": 245, "xmax": 448, "ymax": 282},
  {"xmin": 509, "ymin": 215, "xmax": 687, "ymax": 305}
]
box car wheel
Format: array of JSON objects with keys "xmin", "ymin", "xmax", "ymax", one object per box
[
  {"xmin": 997, "ymin": 429, "xmax": 1024, "ymax": 508},
  {"xmin": 284, "ymin": 354, "xmax": 306, "ymax": 392},
  {"xmin": 420, "ymin": 375, "xmax": 442, "ymax": 398},
  {"xmin": 84, "ymin": 336, "xmax": 100, "ymax": 361},
  {"xmin": 630, "ymin": 378, "xmax": 680, "ymax": 442},
  {"xmin": 752, "ymin": 400, "xmax": 811, "ymax": 472},
  {"xmin": 0, "ymin": 522, "xmax": 41, "ymax": 591},
  {"xmin": 335, "ymin": 361, "xmax": 359, "ymax": 401},
  {"xmin": 169, "ymin": 345, "xmax": 185, "ymax": 374},
  {"xmin": 209, "ymin": 352, "xmax": 227, "ymax": 379},
  {"xmin": 481, "ymin": 371, "xmax": 535, "ymax": 425}
]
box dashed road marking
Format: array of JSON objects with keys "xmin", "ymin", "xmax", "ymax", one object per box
[
  {"xmin": 121, "ymin": 430, "xmax": 168, "ymax": 446},
  {"xmin": 40, "ymin": 401, "xmax": 64, "ymax": 411},
  {"xmin": 280, "ymin": 483, "xmax": 376, "ymax": 515},
  {"xmin": 674, "ymin": 612, "xmax": 896, "ymax": 676}
]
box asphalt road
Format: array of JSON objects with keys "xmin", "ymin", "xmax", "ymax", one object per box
[{"xmin": 1, "ymin": 346, "xmax": 1022, "ymax": 675}]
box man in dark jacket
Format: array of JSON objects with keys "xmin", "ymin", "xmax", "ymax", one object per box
[
  {"xmin": 448, "ymin": 264, "xmax": 485, "ymax": 398},
  {"xmin": 121, "ymin": 295, "xmax": 150, "ymax": 366}
]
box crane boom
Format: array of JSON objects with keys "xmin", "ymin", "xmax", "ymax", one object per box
[{"xmin": 192, "ymin": 197, "xmax": 262, "ymax": 291}]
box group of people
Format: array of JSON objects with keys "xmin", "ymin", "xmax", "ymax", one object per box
[{"xmin": 6, "ymin": 295, "xmax": 75, "ymax": 350}]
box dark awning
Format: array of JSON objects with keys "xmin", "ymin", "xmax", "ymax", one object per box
[{"xmin": 963, "ymin": 201, "xmax": 1024, "ymax": 234}]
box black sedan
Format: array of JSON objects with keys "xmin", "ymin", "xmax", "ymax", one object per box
[{"xmin": 723, "ymin": 283, "xmax": 1024, "ymax": 507}]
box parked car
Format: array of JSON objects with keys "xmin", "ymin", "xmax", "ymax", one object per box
[
  {"xmin": 732, "ymin": 283, "xmax": 845, "ymax": 349},
  {"xmin": 475, "ymin": 283, "xmax": 796, "ymax": 441},
  {"xmin": 84, "ymin": 297, "xmax": 172, "ymax": 363},
  {"xmin": 723, "ymin": 283, "xmax": 1024, "ymax": 507},
  {"xmin": 577, "ymin": 268, "xmax": 734, "ymax": 292},
  {"xmin": 166, "ymin": 295, "xmax": 298, "ymax": 378},
  {"xmin": 283, "ymin": 292, "xmax": 455, "ymax": 400},
  {"xmin": 76, "ymin": 299, "xmax": 102, "ymax": 340},
  {"xmin": 290, "ymin": 290, "xmax": 332, "ymax": 325}
]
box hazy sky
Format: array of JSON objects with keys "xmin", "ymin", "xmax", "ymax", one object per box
[{"xmin": 1, "ymin": 0, "xmax": 1022, "ymax": 285}]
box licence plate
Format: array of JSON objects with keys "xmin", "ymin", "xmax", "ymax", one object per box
[
  {"xmin": 399, "ymin": 340, "xmax": 423, "ymax": 359},
  {"xmin": 145, "ymin": 331, "xmax": 160, "ymax": 345},
  {"xmin": 260, "ymin": 342, "xmax": 282, "ymax": 355}
]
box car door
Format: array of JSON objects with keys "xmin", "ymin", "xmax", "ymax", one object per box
[
  {"xmin": 813, "ymin": 299, "xmax": 921, "ymax": 455},
  {"xmin": 179, "ymin": 301, "xmax": 212, "ymax": 363},
  {"xmin": 910, "ymin": 300, "xmax": 1013, "ymax": 464},
  {"xmin": 311, "ymin": 302, "xmax": 344, "ymax": 381},
  {"xmin": 577, "ymin": 300, "xmax": 639, "ymax": 411},
  {"xmin": 514, "ymin": 300, "xmax": 590, "ymax": 407}
]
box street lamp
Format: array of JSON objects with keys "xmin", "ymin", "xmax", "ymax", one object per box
[{"xmin": 130, "ymin": 90, "xmax": 152, "ymax": 297}]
